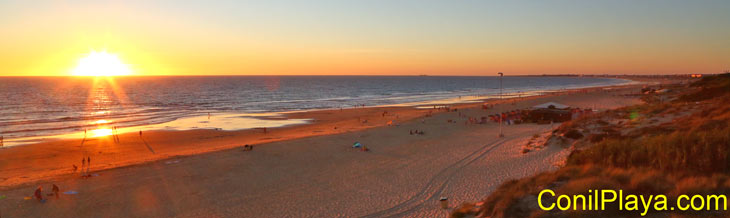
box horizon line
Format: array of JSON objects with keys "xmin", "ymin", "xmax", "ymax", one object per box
[{"xmin": 0, "ymin": 73, "xmax": 719, "ymax": 77}]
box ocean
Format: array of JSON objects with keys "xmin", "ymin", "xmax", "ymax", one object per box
[{"xmin": 0, "ymin": 76, "xmax": 629, "ymax": 146}]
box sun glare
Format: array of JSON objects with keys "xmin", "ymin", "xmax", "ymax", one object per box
[
  {"xmin": 91, "ymin": 119, "xmax": 111, "ymax": 124},
  {"xmin": 90, "ymin": 128, "xmax": 113, "ymax": 137},
  {"xmin": 72, "ymin": 51, "xmax": 132, "ymax": 76}
]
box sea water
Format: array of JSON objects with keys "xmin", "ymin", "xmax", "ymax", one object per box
[{"xmin": 0, "ymin": 76, "xmax": 630, "ymax": 146}]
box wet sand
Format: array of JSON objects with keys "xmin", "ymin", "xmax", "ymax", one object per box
[{"xmin": 0, "ymin": 84, "xmax": 643, "ymax": 217}]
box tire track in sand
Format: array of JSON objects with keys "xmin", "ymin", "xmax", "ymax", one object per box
[{"xmin": 360, "ymin": 137, "xmax": 511, "ymax": 218}]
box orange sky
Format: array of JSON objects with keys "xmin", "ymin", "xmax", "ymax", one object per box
[{"xmin": 1, "ymin": 1, "xmax": 728, "ymax": 76}]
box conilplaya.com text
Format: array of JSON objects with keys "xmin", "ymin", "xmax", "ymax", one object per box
[{"xmin": 538, "ymin": 189, "xmax": 727, "ymax": 216}]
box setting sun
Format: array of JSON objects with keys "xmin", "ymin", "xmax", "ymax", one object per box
[{"xmin": 71, "ymin": 51, "xmax": 132, "ymax": 76}]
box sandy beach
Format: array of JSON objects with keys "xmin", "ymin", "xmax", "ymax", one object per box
[{"xmin": 0, "ymin": 84, "xmax": 644, "ymax": 217}]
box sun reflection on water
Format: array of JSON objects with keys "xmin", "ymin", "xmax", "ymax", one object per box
[
  {"xmin": 92, "ymin": 119, "xmax": 111, "ymax": 124},
  {"xmin": 92, "ymin": 111, "xmax": 109, "ymax": 115},
  {"xmin": 90, "ymin": 128, "xmax": 113, "ymax": 137}
]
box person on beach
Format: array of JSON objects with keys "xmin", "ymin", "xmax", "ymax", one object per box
[
  {"xmin": 80, "ymin": 160, "xmax": 85, "ymax": 177},
  {"xmin": 139, "ymin": 130, "xmax": 142, "ymax": 136},
  {"xmin": 34, "ymin": 186, "xmax": 43, "ymax": 202},
  {"xmin": 52, "ymin": 184, "xmax": 59, "ymax": 199},
  {"xmin": 114, "ymin": 126, "xmax": 120, "ymax": 143}
]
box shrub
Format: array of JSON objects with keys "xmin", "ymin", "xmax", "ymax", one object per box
[{"xmin": 563, "ymin": 129, "xmax": 583, "ymax": 139}]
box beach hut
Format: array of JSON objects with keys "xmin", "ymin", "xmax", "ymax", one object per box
[
  {"xmin": 529, "ymin": 102, "xmax": 572, "ymax": 123},
  {"xmin": 532, "ymin": 102, "xmax": 570, "ymax": 110}
]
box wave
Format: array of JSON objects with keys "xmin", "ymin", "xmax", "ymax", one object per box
[{"xmin": 0, "ymin": 76, "xmax": 629, "ymax": 142}]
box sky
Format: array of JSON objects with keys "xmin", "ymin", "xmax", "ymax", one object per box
[{"xmin": 0, "ymin": 0, "xmax": 728, "ymax": 76}]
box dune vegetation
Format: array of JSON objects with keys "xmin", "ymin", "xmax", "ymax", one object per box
[{"xmin": 453, "ymin": 73, "xmax": 730, "ymax": 217}]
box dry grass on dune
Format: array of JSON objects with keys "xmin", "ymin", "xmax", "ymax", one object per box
[
  {"xmin": 568, "ymin": 126, "xmax": 730, "ymax": 172},
  {"xmin": 455, "ymin": 165, "xmax": 730, "ymax": 218},
  {"xmin": 452, "ymin": 73, "xmax": 730, "ymax": 218},
  {"xmin": 679, "ymin": 73, "xmax": 730, "ymax": 102}
]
